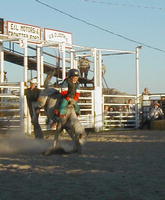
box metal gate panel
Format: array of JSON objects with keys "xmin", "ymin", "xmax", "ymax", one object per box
[
  {"xmin": 0, "ymin": 83, "xmax": 24, "ymax": 133},
  {"xmin": 103, "ymin": 94, "xmax": 137, "ymax": 130}
]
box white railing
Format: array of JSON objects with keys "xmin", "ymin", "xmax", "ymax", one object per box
[
  {"xmin": 103, "ymin": 94, "xmax": 137, "ymax": 130},
  {"xmin": 79, "ymin": 89, "xmax": 94, "ymax": 128},
  {"xmin": 0, "ymin": 82, "xmax": 25, "ymax": 132},
  {"xmin": 3, "ymin": 83, "xmax": 165, "ymax": 133}
]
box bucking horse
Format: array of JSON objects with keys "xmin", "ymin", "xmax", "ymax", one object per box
[{"xmin": 32, "ymin": 87, "xmax": 87, "ymax": 155}]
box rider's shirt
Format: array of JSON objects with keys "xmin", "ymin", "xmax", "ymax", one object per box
[{"xmin": 60, "ymin": 78, "xmax": 80, "ymax": 101}]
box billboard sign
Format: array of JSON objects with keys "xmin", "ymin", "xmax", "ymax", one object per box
[
  {"xmin": 6, "ymin": 21, "xmax": 41, "ymax": 42},
  {"xmin": 44, "ymin": 28, "xmax": 72, "ymax": 47}
]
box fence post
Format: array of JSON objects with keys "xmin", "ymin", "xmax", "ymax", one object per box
[
  {"xmin": 93, "ymin": 49, "xmax": 103, "ymax": 131},
  {"xmin": 23, "ymin": 83, "xmax": 32, "ymax": 135},
  {"xmin": 0, "ymin": 42, "xmax": 4, "ymax": 83},
  {"xmin": 135, "ymin": 46, "xmax": 142, "ymax": 128},
  {"xmin": 20, "ymin": 82, "xmax": 25, "ymax": 132}
]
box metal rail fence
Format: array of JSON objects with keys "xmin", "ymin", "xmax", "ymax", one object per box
[
  {"xmin": 103, "ymin": 94, "xmax": 137, "ymax": 130},
  {"xmin": 0, "ymin": 82, "xmax": 24, "ymax": 133},
  {"xmin": 1, "ymin": 82, "xmax": 164, "ymax": 134},
  {"xmin": 0, "ymin": 83, "xmax": 95, "ymax": 135}
]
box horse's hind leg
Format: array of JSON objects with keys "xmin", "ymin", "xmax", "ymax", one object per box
[{"xmin": 66, "ymin": 128, "xmax": 82, "ymax": 153}]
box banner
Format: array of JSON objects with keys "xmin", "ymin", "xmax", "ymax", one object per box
[
  {"xmin": 7, "ymin": 21, "xmax": 41, "ymax": 42},
  {"xmin": 44, "ymin": 28, "xmax": 72, "ymax": 47}
]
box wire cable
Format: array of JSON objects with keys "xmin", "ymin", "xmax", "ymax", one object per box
[
  {"xmin": 83, "ymin": 0, "xmax": 165, "ymax": 11},
  {"xmin": 35, "ymin": 0, "xmax": 165, "ymax": 53}
]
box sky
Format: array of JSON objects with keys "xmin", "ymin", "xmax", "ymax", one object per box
[{"xmin": 1, "ymin": 0, "xmax": 165, "ymax": 94}]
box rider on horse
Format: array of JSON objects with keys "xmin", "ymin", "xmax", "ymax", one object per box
[{"xmin": 58, "ymin": 68, "xmax": 81, "ymax": 118}]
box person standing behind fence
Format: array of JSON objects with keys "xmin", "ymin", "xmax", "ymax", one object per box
[
  {"xmin": 142, "ymin": 88, "xmax": 151, "ymax": 106},
  {"xmin": 103, "ymin": 105, "xmax": 109, "ymax": 128},
  {"xmin": 25, "ymin": 78, "xmax": 43, "ymax": 138},
  {"xmin": 78, "ymin": 56, "xmax": 90, "ymax": 83},
  {"xmin": 142, "ymin": 101, "xmax": 164, "ymax": 129},
  {"xmin": 142, "ymin": 88, "xmax": 151, "ymax": 125},
  {"xmin": 149, "ymin": 101, "xmax": 164, "ymax": 120},
  {"xmin": 127, "ymin": 99, "xmax": 135, "ymax": 113}
]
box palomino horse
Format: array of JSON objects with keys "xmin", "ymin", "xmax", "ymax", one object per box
[{"xmin": 32, "ymin": 88, "xmax": 87, "ymax": 154}]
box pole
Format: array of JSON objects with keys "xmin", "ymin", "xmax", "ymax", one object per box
[
  {"xmin": 135, "ymin": 46, "xmax": 142, "ymax": 128},
  {"xmin": 24, "ymin": 39, "xmax": 28, "ymax": 83},
  {"xmin": 37, "ymin": 46, "xmax": 41, "ymax": 88},
  {"xmin": 61, "ymin": 43, "xmax": 66, "ymax": 80},
  {"xmin": 93, "ymin": 48, "xmax": 97, "ymax": 87},
  {"xmin": 0, "ymin": 42, "xmax": 4, "ymax": 83},
  {"xmin": 40, "ymin": 47, "xmax": 44, "ymax": 86},
  {"xmin": 20, "ymin": 82, "xmax": 25, "ymax": 132},
  {"xmin": 70, "ymin": 49, "xmax": 74, "ymax": 69},
  {"xmin": 93, "ymin": 48, "xmax": 103, "ymax": 131}
]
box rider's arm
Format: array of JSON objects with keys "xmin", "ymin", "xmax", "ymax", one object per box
[
  {"xmin": 60, "ymin": 79, "xmax": 69, "ymax": 97},
  {"xmin": 74, "ymin": 84, "xmax": 80, "ymax": 101}
]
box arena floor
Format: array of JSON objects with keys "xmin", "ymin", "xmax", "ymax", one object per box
[{"xmin": 0, "ymin": 130, "xmax": 165, "ymax": 200}]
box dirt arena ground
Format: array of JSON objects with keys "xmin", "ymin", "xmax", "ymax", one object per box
[{"xmin": 0, "ymin": 130, "xmax": 165, "ymax": 200}]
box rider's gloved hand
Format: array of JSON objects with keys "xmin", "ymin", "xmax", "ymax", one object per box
[
  {"xmin": 54, "ymin": 109, "xmax": 59, "ymax": 116},
  {"xmin": 66, "ymin": 96, "xmax": 70, "ymax": 101},
  {"xmin": 59, "ymin": 114, "xmax": 66, "ymax": 118}
]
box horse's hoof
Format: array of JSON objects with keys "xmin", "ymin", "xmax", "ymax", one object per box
[
  {"xmin": 42, "ymin": 147, "xmax": 69, "ymax": 156},
  {"xmin": 42, "ymin": 148, "xmax": 54, "ymax": 156},
  {"xmin": 71, "ymin": 148, "xmax": 82, "ymax": 154}
]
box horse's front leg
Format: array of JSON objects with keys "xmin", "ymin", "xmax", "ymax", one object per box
[
  {"xmin": 53, "ymin": 120, "xmax": 65, "ymax": 149},
  {"xmin": 73, "ymin": 134, "xmax": 82, "ymax": 154},
  {"xmin": 66, "ymin": 124, "xmax": 82, "ymax": 154},
  {"xmin": 42, "ymin": 123, "xmax": 63, "ymax": 156}
]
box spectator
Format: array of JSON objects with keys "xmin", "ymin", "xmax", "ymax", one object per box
[
  {"xmin": 149, "ymin": 101, "xmax": 164, "ymax": 120},
  {"xmin": 143, "ymin": 88, "xmax": 150, "ymax": 95},
  {"xmin": 142, "ymin": 87, "xmax": 151, "ymax": 106},
  {"xmin": 142, "ymin": 101, "xmax": 164, "ymax": 129},
  {"xmin": 142, "ymin": 88, "xmax": 151, "ymax": 126},
  {"xmin": 127, "ymin": 99, "xmax": 135, "ymax": 113},
  {"xmin": 25, "ymin": 78, "xmax": 43, "ymax": 138},
  {"xmin": 25, "ymin": 78, "xmax": 40, "ymax": 122},
  {"xmin": 103, "ymin": 105, "xmax": 109, "ymax": 128},
  {"xmin": 78, "ymin": 56, "xmax": 90, "ymax": 86}
]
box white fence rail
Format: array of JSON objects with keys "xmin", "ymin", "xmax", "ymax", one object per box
[
  {"xmin": 79, "ymin": 89, "xmax": 94, "ymax": 128},
  {"xmin": 0, "ymin": 83, "xmax": 24, "ymax": 132},
  {"xmin": 1, "ymin": 82, "xmax": 165, "ymax": 133},
  {"xmin": 103, "ymin": 94, "xmax": 137, "ymax": 130}
]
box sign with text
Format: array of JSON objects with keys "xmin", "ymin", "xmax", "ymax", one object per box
[
  {"xmin": 44, "ymin": 28, "xmax": 72, "ymax": 47},
  {"xmin": 7, "ymin": 21, "xmax": 41, "ymax": 42}
]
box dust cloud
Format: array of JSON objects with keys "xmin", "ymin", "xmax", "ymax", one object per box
[{"xmin": 0, "ymin": 132, "xmax": 52, "ymax": 154}]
